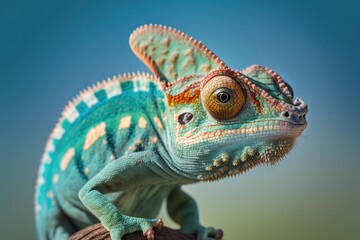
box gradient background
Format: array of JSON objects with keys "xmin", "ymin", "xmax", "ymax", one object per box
[{"xmin": 1, "ymin": 0, "xmax": 359, "ymax": 239}]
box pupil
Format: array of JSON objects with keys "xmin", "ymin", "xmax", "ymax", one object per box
[{"xmin": 217, "ymin": 91, "xmax": 231, "ymax": 103}]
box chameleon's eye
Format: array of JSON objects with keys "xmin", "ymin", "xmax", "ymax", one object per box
[{"xmin": 201, "ymin": 75, "xmax": 245, "ymax": 119}]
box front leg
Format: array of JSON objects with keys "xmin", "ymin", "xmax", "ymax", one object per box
[
  {"xmin": 78, "ymin": 150, "xmax": 167, "ymax": 240},
  {"xmin": 167, "ymin": 186, "xmax": 223, "ymax": 240}
]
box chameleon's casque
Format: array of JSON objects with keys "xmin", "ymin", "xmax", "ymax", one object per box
[{"xmin": 35, "ymin": 24, "xmax": 307, "ymax": 240}]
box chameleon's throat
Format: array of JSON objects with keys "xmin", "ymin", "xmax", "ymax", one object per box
[{"xmin": 199, "ymin": 138, "xmax": 295, "ymax": 182}]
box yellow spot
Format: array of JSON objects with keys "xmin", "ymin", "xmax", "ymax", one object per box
[
  {"xmin": 161, "ymin": 37, "xmax": 170, "ymax": 47},
  {"xmin": 102, "ymin": 139, "xmax": 107, "ymax": 145},
  {"xmin": 149, "ymin": 36, "xmax": 154, "ymax": 43},
  {"xmin": 206, "ymin": 165, "xmax": 214, "ymax": 171},
  {"xmin": 157, "ymin": 58, "xmax": 166, "ymax": 67},
  {"xmin": 47, "ymin": 191, "xmax": 54, "ymax": 199},
  {"xmin": 52, "ymin": 174, "xmax": 59, "ymax": 184},
  {"xmin": 181, "ymin": 58, "xmax": 195, "ymax": 70},
  {"xmin": 233, "ymin": 159, "xmax": 241, "ymax": 166},
  {"xmin": 151, "ymin": 137, "xmax": 158, "ymax": 143},
  {"xmin": 213, "ymin": 159, "xmax": 222, "ymax": 167},
  {"xmin": 84, "ymin": 167, "xmax": 90, "ymax": 175},
  {"xmin": 60, "ymin": 148, "xmax": 75, "ymax": 171},
  {"xmin": 221, "ymin": 153, "xmax": 229, "ymax": 162},
  {"xmin": 83, "ymin": 122, "xmax": 106, "ymax": 150},
  {"xmin": 167, "ymin": 65, "xmax": 178, "ymax": 79},
  {"xmin": 201, "ymin": 64, "xmax": 211, "ymax": 72},
  {"xmin": 184, "ymin": 48, "xmax": 192, "ymax": 56},
  {"xmin": 138, "ymin": 117, "xmax": 147, "ymax": 128},
  {"xmin": 140, "ymin": 42, "xmax": 148, "ymax": 51},
  {"xmin": 170, "ymin": 53, "xmax": 179, "ymax": 63},
  {"xmin": 154, "ymin": 117, "xmax": 163, "ymax": 129},
  {"xmin": 118, "ymin": 116, "xmax": 131, "ymax": 129},
  {"xmin": 109, "ymin": 155, "xmax": 115, "ymax": 161}
]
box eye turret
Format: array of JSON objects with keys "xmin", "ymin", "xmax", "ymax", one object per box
[{"xmin": 201, "ymin": 75, "xmax": 246, "ymax": 119}]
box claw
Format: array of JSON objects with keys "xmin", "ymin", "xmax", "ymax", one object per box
[
  {"xmin": 144, "ymin": 228, "xmax": 155, "ymax": 240},
  {"xmin": 156, "ymin": 218, "xmax": 163, "ymax": 229}
]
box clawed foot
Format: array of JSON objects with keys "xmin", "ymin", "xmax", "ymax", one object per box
[
  {"xmin": 143, "ymin": 218, "xmax": 163, "ymax": 240},
  {"xmin": 196, "ymin": 226, "xmax": 223, "ymax": 240},
  {"xmin": 109, "ymin": 217, "xmax": 163, "ymax": 240}
]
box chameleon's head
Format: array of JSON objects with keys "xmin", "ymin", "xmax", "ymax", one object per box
[
  {"xmin": 164, "ymin": 66, "xmax": 307, "ymax": 181},
  {"xmin": 129, "ymin": 24, "xmax": 307, "ymax": 181}
]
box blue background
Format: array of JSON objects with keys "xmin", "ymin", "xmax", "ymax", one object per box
[{"xmin": 1, "ymin": 0, "xmax": 359, "ymax": 239}]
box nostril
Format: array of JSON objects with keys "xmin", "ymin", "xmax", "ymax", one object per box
[
  {"xmin": 284, "ymin": 111, "xmax": 290, "ymax": 118},
  {"xmin": 298, "ymin": 115, "xmax": 302, "ymax": 119}
]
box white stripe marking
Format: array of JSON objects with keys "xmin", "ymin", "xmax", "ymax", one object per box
[
  {"xmin": 41, "ymin": 153, "xmax": 51, "ymax": 164},
  {"xmin": 52, "ymin": 125, "xmax": 65, "ymax": 139},
  {"xmin": 64, "ymin": 106, "xmax": 80, "ymax": 123},
  {"xmin": 37, "ymin": 176, "xmax": 45, "ymax": 185},
  {"xmin": 104, "ymin": 82, "xmax": 122, "ymax": 98},
  {"xmin": 139, "ymin": 79, "xmax": 149, "ymax": 91},
  {"xmin": 82, "ymin": 92, "xmax": 98, "ymax": 108},
  {"xmin": 133, "ymin": 79, "xmax": 139, "ymax": 92},
  {"xmin": 45, "ymin": 141, "xmax": 55, "ymax": 152}
]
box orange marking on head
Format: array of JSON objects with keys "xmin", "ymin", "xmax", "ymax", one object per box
[
  {"xmin": 249, "ymin": 91, "xmax": 263, "ymax": 113},
  {"xmin": 166, "ymin": 88, "xmax": 200, "ymax": 106}
]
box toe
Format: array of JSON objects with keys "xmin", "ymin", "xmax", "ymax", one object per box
[
  {"xmin": 144, "ymin": 228, "xmax": 155, "ymax": 240},
  {"xmin": 156, "ymin": 218, "xmax": 163, "ymax": 229}
]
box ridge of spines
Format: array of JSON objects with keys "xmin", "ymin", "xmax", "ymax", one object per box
[
  {"xmin": 242, "ymin": 64, "xmax": 293, "ymax": 102},
  {"xmin": 42, "ymin": 72, "xmax": 161, "ymax": 158},
  {"xmin": 60, "ymin": 72, "xmax": 160, "ymax": 122}
]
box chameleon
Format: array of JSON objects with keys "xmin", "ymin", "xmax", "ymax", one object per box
[{"xmin": 35, "ymin": 24, "xmax": 308, "ymax": 240}]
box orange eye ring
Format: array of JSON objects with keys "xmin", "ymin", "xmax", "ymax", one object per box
[{"xmin": 201, "ymin": 75, "xmax": 246, "ymax": 119}]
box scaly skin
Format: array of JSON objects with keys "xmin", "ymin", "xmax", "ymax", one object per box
[{"xmin": 35, "ymin": 24, "xmax": 307, "ymax": 240}]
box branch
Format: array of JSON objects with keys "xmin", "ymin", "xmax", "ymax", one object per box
[{"xmin": 68, "ymin": 223, "xmax": 196, "ymax": 240}]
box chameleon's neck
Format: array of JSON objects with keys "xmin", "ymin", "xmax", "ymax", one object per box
[{"xmin": 155, "ymin": 145, "xmax": 200, "ymax": 184}]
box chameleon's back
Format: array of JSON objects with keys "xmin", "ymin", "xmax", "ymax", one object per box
[{"xmin": 35, "ymin": 73, "xmax": 167, "ymax": 239}]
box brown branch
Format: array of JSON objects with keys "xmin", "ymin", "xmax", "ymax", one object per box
[{"xmin": 68, "ymin": 223, "xmax": 196, "ymax": 240}]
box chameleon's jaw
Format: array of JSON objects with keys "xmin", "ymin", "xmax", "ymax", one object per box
[{"xmin": 199, "ymin": 137, "xmax": 296, "ymax": 182}]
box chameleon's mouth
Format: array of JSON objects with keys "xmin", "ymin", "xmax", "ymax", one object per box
[
  {"xmin": 199, "ymin": 138, "xmax": 295, "ymax": 182},
  {"xmin": 176, "ymin": 119, "xmax": 305, "ymax": 145}
]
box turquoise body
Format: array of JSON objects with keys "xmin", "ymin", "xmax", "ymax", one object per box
[
  {"xmin": 35, "ymin": 25, "xmax": 307, "ymax": 240},
  {"xmin": 35, "ymin": 76, "xmax": 182, "ymax": 238}
]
